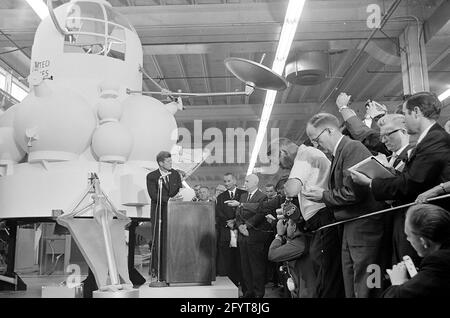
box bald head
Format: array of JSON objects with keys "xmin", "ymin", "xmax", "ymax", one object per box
[
  {"xmin": 244, "ymin": 174, "xmax": 259, "ymax": 192},
  {"xmin": 284, "ymin": 178, "xmax": 302, "ymax": 198}
]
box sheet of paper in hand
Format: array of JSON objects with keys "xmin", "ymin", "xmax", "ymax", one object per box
[{"xmin": 348, "ymin": 156, "xmax": 395, "ymax": 179}]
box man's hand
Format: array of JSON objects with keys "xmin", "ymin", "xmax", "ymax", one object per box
[
  {"xmin": 416, "ymin": 186, "xmax": 441, "ymax": 204},
  {"xmin": 238, "ymin": 224, "xmax": 249, "ymax": 237},
  {"xmin": 225, "ymin": 200, "xmax": 240, "ymax": 207},
  {"xmin": 276, "ymin": 219, "xmax": 287, "ymax": 236},
  {"xmin": 386, "ymin": 262, "xmax": 409, "ymax": 286},
  {"xmin": 169, "ymin": 192, "xmax": 183, "ymax": 201},
  {"xmin": 265, "ymin": 214, "xmax": 276, "ymax": 225},
  {"xmin": 226, "ymin": 219, "xmax": 236, "ymax": 229},
  {"xmin": 336, "ymin": 92, "xmax": 351, "ymax": 109},
  {"xmin": 349, "ymin": 170, "xmax": 372, "ymax": 186},
  {"xmin": 302, "ymin": 186, "xmax": 325, "ymax": 202}
]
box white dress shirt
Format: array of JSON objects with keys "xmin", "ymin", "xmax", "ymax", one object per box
[
  {"xmin": 289, "ymin": 145, "xmax": 331, "ymax": 221},
  {"xmin": 333, "ymin": 135, "xmax": 345, "ymax": 158}
]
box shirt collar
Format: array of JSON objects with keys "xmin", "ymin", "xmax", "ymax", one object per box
[
  {"xmin": 248, "ymin": 189, "xmax": 258, "ymax": 197},
  {"xmin": 394, "ymin": 144, "xmax": 409, "ymax": 157},
  {"xmin": 159, "ymin": 168, "xmax": 170, "ymax": 176},
  {"xmin": 333, "ymin": 135, "xmax": 345, "ymax": 157},
  {"xmin": 416, "ymin": 122, "xmax": 435, "ymax": 145},
  {"xmin": 229, "ymin": 187, "xmax": 236, "ymax": 195}
]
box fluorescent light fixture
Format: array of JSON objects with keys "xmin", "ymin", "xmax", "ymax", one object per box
[
  {"xmin": 438, "ymin": 88, "xmax": 450, "ymax": 102},
  {"xmin": 26, "ymin": 0, "xmax": 49, "ymax": 20},
  {"xmin": 247, "ymin": 0, "xmax": 305, "ymax": 175}
]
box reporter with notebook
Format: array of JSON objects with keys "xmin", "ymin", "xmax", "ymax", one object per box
[
  {"xmin": 375, "ymin": 114, "xmax": 419, "ymax": 265},
  {"xmin": 304, "ymin": 113, "xmax": 388, "ymax": 298},
  {"xmin": 350, "ymin": 92, "xmax": 450, "ymax": 259}
]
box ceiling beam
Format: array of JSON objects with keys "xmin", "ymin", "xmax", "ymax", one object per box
[
  {"xmin": 424, "ymin": 0, "xmax": 450, "ymax": 43},
  {"xmin": 429, "ymin": 43, "xmax": 450, "ymax": 70},
  {"xmin": 174, "ymin": 100, "xmax": 397, "ymax": 122},
  {"xmin": 225, "ymin": 52, "xmax": 231, "ymax": 105},
  {"xmin": 0, "ymin": 1, "xmax": 416, "ymax": 47},
  {"xmin": 318, "ymin": 48, "xmax": 360, "ymax": 101},
  {"xmin": 176, "ymin": 55, "xmax": 194, "ymax": 105},
  {"xmin": 150, "ymin": 55, "xmax": 169, "ymax": 90},
  {"xmin": 200, "ymin": 54, "xmax": 213, "ymax": 105}
]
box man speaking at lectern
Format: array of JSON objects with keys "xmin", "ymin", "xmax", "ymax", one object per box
[{"xmin": 146, "ymin": 151, "xmax": 182, "ymax": 279}]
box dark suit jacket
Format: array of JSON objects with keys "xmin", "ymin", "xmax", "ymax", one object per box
[
  {"xmin": 371, "ymin": 123, "xmax": 450, "ymax": 208},
  {"xmin": 322, "ymin": 136, "xmax": 386, "ymax": 245},
  {"xmin": 236, "ymin": 190, "xmax": 269, "ymax": 243},
  {"xmin": 215, "ymin": 188, "xmax": 247, "ymax": 245},
  {"xmin": 382, "ymin": 246, "xmax": 450, "ymax": 298},
  {"xmin": 146, "ymin": 168, "xmax": 182, "ymax": 212},
  {"xmin": 345, "ymin": 114, "xmax": 390, "ymax": 156}
]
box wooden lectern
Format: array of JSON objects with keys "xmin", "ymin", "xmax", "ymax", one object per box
[{"xmin": 162, "ymin": 201, "xmax": 216, "ymax": 285}]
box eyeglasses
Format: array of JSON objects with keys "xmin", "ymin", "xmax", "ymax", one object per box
[
  {"xmin": 380, "ymin": 129, "xmax": 403, "ymax": 141},
  {"xmin": 310, "ymin": 128, "xmax": 330, "ymax": 146}
]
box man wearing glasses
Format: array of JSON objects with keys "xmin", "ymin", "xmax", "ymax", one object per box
[
  {"xmin": 377, "ymin": 114, "xmax": 413, "ymax": 173},
  {"xmin": 303, "ymin": 113, "xmax": 388, "ymax": 298},
  {"xmin": 376, "ymin": 114, "xmax": 419, "ymax": 266},
  {"xmin": 351, "ymin": 92, "xmax": 450, "ymax": 265}
]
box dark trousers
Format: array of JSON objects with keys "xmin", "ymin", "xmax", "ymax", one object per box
[
  {"xmin": 263, "ymin": 233, "xmax": 278, "ymax": 285},
  {"xmin": 216, "ymin": 244, "xmax": 242, "ymax": 287},
  {"xmin": 341, "ymin": 220, "xmax": 388, "ymax": 298},
  {"xmin": 392, "ymin": 210, "xmax": 421, "ymax": 266},
  {"xmin": 304, "ymin": 208, "xmax": 345, "ymax": 298},
  {"xmin": 238, "ymin": 234, "xmax": 269, "ymax": 298}
]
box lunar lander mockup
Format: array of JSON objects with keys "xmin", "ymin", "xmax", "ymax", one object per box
[{"xmin": 0, "ymin": 0, "xmax": 287, "ymax": 296}]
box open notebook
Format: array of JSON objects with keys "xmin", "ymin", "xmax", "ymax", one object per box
[{"xmin": 348, "ymin": 156, "xmax": 396, "ymax": 179}]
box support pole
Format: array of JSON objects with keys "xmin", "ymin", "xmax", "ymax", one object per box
[{"xmin": 400, "ymin": 24, "xmax": 430, "ymax": 94}]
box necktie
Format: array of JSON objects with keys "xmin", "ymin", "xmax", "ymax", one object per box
[
  {"xmin": 229, "ymin": 191, "xmax": 234, "ymax": 200},
  {"xmin": 247, "ymin": 193, "xmax": 252, "ymax": 202},
  {"xmin": 389, "ymin": 153, "xmax": 398, "ymax": 166}
]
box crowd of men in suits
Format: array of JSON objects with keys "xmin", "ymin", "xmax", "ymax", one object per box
[
  {"xmin": 144, "ymin": 90, "xmax": 450, "ymax": 298},
  {"xmin": 213, "ymin": 91, "xmax": 450, "ymax": 298}
]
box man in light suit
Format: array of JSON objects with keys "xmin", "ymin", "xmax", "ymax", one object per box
[
  {"xmin": 351, "ymin": 92, "xmax": 450, "ymax": 259},
  {"xmin": 146, "ymin": 151, "xmax": 182, "ymax": 280},
  {"xmin": 304, "ymin": 113, "xmax": 388, "ymax": 298},
  {"xmin": 215, "ymin": 173, "xmax": 247, "ymax": 286},
  {"xmin": 226, "ymin": 174, "xmax": 268, "ymax": 298}
]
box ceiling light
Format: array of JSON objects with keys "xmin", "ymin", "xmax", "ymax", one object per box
[
  {"xmin": 438, "ymin": 88, "xmax": 450, "ymax": 102},
  {"xmin": 26, "ymin": 0, "xmax": 49, "ymax": 20},
  {"xmin": 247, "ymin": 0, "xmax": 305, "ymax": 175}
]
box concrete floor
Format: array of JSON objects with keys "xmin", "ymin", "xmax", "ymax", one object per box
[{"xmin": 0, "ymin": 265, "xmax": 284, "ymax": 298}]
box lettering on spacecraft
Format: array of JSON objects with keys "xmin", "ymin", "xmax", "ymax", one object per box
[{"xmin": 34, "ymin": 60, "xmax": 51, "ymax": 78}]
